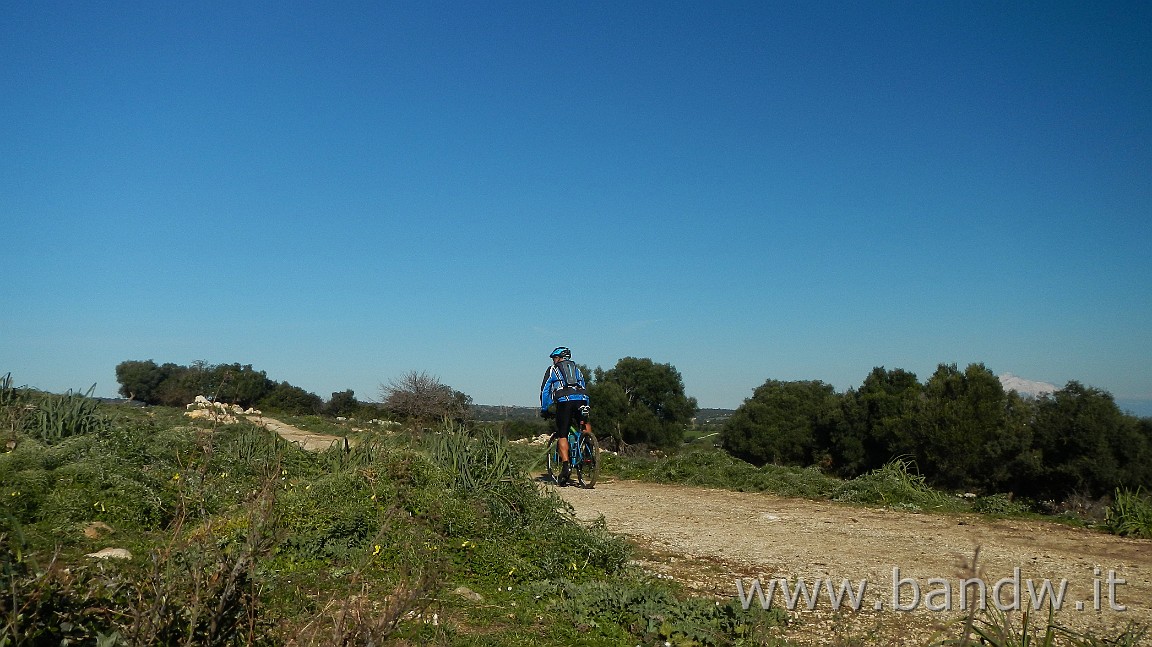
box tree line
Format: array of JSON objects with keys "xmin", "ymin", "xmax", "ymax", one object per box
[
  {"xmin": 720, "ymin": 363, "xmax": 1152, "ymax": 502},
  {"xmin": 116, "ymin": 357, "xmax": 1150, "ymax": 503},
  {"xmin": 114, "ymin": 361, "xmax": 472, "ymax": 423},
  {"xmin": 115, "ymin": 360, "xmax": 328, "ymax": 414}
]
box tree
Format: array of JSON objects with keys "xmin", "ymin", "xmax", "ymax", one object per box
[
  {"xmin": 1029, "ymin": 381, "xmax": 1147, "ymax": 499},
  {"xmin": 830, "ymin": 367, "xmax": 922, "ymax": 476},
  {"xmin": 258, "ymin": 381, "xmax": 323, "ymax": 414},
  {"xmin": 326, "ymin": 389, "xmax": 361, "ymax": 417},
  {"xmin": 587, "ymin": 380, "xmax": 629, "ymax": 449},
  {"xmin": 721, "ymin": 380, "xmax": 839, "ymax": 466},
  {"xmin": 591, "ymin": 358, "xmax": 697, "ymax": 449},
  {"xmin": 213, "ymin": 363, "xmax": 272, "ymax": 408},
  {"xmin": 115, "ymin": 360, "xmax": 172, "ymax": 403},
  {"xmin": 381, "ymin": 371, "xmax": 471, "ymax": 428},
  {"xmin": 914, "ymin": 363, "xmax": 1007, "ymax": 490}
]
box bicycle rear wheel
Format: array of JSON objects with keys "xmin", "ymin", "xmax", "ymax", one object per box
[{"xmin": 575, "ymin": 431, "xmax": 599, "ymax": 488}]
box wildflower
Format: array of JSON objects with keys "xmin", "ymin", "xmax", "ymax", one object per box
[{"xmin": 373, "ymin": 545, "xmax": 382, "ymax": 556}]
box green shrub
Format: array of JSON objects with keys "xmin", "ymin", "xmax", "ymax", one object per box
[
  {"xmin": 834, "ymin": 458, "xmax": 960, "ymax": 512},
  {"xmin": 276, "ymin": 471, "xmax": 382, "ymax": 561},
  {"xmin": 613, "ymin": 447, "xmax": 839, "ymax": 498},
  {"xmin": 26, "ymin": 386, "xmax": 110, "ymax": 444},
  {"xmin": 426, "ymin": 424, "xmax": 520, "ymax": 491},
  {"xmin": 971, "ymin": 493, "xmax": 1030, "ymax": 516},
  {"xmin": 534, "ymin": 578, "xmax": 787, "ymax": 646},
  {"xmin": 1105, "ymin": 487, "xmax": 1152, "ymax": 539}
]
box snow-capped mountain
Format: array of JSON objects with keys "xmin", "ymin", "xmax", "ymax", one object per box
[{"xmin": 998, "ymin": 373, "xmax": 1057, "ymax": 396}]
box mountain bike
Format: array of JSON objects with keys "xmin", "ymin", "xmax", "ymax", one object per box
[{"xmin": 546, "ymin": 405, "xmax": 599, "ymax": 488}]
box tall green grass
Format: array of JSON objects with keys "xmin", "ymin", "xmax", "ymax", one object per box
[
  {"xmin": 426, "ymin": 423, "xmax": 519, "ymax": 491},
  {"xmin": 833, "ymin": 457, "xmax": 962, "ymax": 512},
  {"xmin": 1105, "ymin": 487, "xmax": 1152, "ymax": 539},
  {"xmin": 25, "ymin": 385, "xmax": 109, "ymax": 444}
]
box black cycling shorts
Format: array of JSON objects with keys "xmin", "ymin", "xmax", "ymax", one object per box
[{"xmin": 551, "ymin": 399, "xmax": 587, "ymax": 440}]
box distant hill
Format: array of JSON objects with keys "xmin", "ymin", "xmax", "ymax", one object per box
[
  {"xmin": 695, "ymin": 408, "xmax": 735, "ymax": 425},
  {"xmin": 472, "ymin": 404, "xmax": 539, "ymax": 421}
]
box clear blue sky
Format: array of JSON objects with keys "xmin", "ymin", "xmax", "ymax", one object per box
[{"xmin": 3, "ymin": 1, "xmax": 1150, "ymax": 414}]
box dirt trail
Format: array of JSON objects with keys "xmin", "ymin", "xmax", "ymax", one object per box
[
  {"xmin": 246, "ymin": 415, "xmax": 346, "ymax": 452},
  {"xmin": 557, "ymin": 479, "xmax": 1151, "ymax": 644}
]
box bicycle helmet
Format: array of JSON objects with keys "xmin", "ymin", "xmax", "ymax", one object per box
[{"xmin": 549, "ymin": 346, "xmax": 572, "ymax": 360}]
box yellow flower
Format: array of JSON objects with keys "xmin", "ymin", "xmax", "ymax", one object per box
[
  {"xmin": 372, "ymin": 545, "xmax": 382, "ymax": 556},
  {"xmin": 171, "ymin": 473, "xmax": 180, "ymax": 481}
]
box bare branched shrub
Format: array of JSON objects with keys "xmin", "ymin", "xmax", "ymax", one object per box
[{"xmin": 380, "ymin": 371, "xmax": 471, "ymax": 430}]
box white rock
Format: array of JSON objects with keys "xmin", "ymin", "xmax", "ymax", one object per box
[{"xmin": 87, "ymin": 548, "xmax": 133, "ymax": 560}]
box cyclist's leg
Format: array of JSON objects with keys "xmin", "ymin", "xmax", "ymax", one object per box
[{"xmin": 555, "ymin": 401, "xmax": 575, "ymax": 464}]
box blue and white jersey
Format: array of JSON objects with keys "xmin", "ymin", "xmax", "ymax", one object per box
[{"xmin": 540, "ymin": 360, "xmax": 589, "ymax": 411}]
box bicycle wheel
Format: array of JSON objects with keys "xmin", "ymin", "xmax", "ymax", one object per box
[{"xmin": 576, "ymin": 431, "xmax": 599, "ymax": 488}]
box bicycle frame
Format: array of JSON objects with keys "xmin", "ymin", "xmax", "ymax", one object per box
[{"xmin": 546, "ymin": 409, "xmax": 599, "ymax": 488}]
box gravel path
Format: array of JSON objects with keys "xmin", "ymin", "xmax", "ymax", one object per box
[
  {"xmin": 247, "ymin": 415, "xmax": 346, "ymax": 451},
  {"xmin": 557, "ymin": 479, "xmax": 1151, "ymax": 645}
]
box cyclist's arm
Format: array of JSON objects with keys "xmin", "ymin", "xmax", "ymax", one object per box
[{"xmin": 540, "ymin": 367, "xmax": 557, "ymax": 412}]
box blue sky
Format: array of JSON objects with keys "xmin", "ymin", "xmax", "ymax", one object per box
[{"xmin": 3, "ymin": 1, "xmax": 1150, "ymax": 414}]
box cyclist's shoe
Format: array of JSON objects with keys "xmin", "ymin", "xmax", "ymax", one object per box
[{"xmin": 558, "ymin": 463, "xmax": 571, "ymax": 486}]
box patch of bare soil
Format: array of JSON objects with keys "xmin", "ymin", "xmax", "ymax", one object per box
[{"xmin": 557, "ymin": 479, "xmax": 1152, "ymax": 646}]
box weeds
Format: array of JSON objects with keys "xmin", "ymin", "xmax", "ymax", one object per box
[
  {"xmin": 533, "ymin": 578, "xmax": 788, "ymax": 646},
  {"xmin": 612, "ymin": 447, "xmax": 840, "ymax": 498},
  {"xmin": 26, "ymin": 385, "xmax": 110, "ymax": 444},
  {"xmin": 833, "ymin": 457, "xmax": 961, "ymax": 512},
  {"xmin": 972, "ymin": 493, "xmax": 1032, "ymax": 517},
  {"xmin": 927, "ymin": 547, "xmax": 1149, "ymax": 647},
  {"xmin": 1105, "ymin": 487, "xmax": 1152, "ymax": 539},
  {"xmin": 426, "ymin": 422, "xmax": 520, "ymax": 491}
]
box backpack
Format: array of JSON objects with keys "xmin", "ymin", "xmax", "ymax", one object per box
[{"xmin": 554, "ymin": 360, "xmax": 588, "ymax": 398}]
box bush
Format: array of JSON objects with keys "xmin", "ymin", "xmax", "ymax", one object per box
[
  {"xmin": 25, "ymin": 387, "xmax": 110, "ymax": 444},
  {"xmin": 533, "ymin": 578, "xmax": 787, "ymax": 646},
  {"xmin": 612, "ymin": 447, "xmax": 840, "ymax": 498},
  {"xmin": 971, "ymin": 493, "xmax": 1031, "ymax": 516},
  {"xmin": 833, "ymin": 458, "xmax": 961, "ymax": 512},
  {"xmin": 1105, "ymin": 487, "xmax": 1152, "ymax": 539}
]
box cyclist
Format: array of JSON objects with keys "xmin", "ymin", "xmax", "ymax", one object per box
[{"xmin": 540, "ymin": 346, "xmax": 590, "ymax": 486}]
